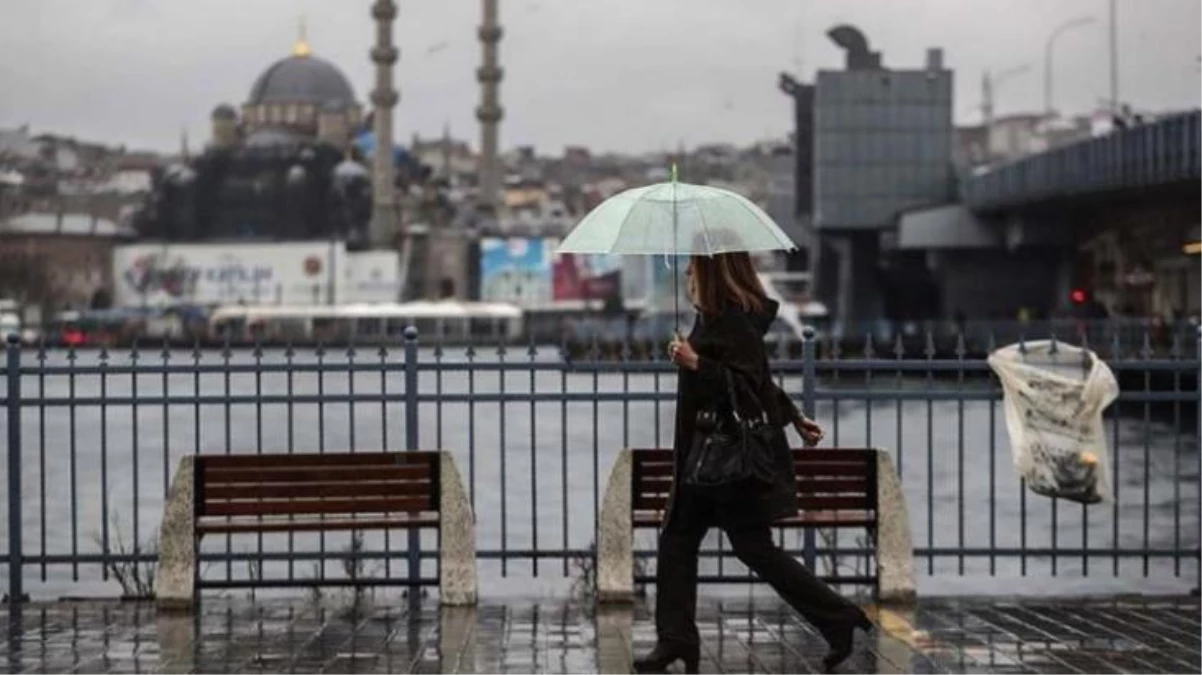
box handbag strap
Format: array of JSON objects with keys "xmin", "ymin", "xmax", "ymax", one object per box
[{"xmin": 722, "ymin": 367, "xmax": 768, "ymax": 424}]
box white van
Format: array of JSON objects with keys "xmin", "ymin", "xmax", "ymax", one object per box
[{"xmin": 0, "ymin": 311, "xmax": 19, "ymax": 341}]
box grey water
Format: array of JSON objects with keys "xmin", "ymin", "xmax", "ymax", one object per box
[{"xmin": 1, "ymin": 347, "xmax": 1197, "ymax": 600}]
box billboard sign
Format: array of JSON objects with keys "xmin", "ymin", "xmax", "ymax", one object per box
[
  {"xmin": 113, "ymin": 242, "xmax": 398, "ymax": 307},
  {"xmin": 551, "ymin": 252, "xmax": 622, "ymax": 301},
  {"xmin": 344, "ymin": 250, "xmax": 400, "ymax": 302},
  {"xmin": 479, "ymin": 237, "xmax": 630, "ymax": 308},
  {"xmin": 479, "ymin": 237, "xmax": 553, "ymax": 306}
]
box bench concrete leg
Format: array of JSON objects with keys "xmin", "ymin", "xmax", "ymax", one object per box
[
  {"xmin": 439, "ymin": 451, "xmax": 478, "ymax": 606},
  {"xmin": 597, "ymin": 448, "xmax": 634, "ymax": 604},
  {"xmin": 438, "ymin": 606, "xmax": 478, "ymax": 673},
  {"xmin": 873, "ymin": 606, "xmax": 918, "ymax": 674},
  {"xmin": 155, "ymin": 455, "xmax": 197, "ymax": 612},
  {"xmin": 874, "ymin": 449, "xmax": 916, "ymax": 604},
  {"xmin": 596, "ymin": 604, "xmax": 635, "ymax": 673},
  {"xmin": 156, "ymin": 611, "xmax": 196, "ymax": 673}
]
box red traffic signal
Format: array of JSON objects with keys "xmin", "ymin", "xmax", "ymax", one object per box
[{"xmin": 1070, "ymin": 289, "xmax": 1088, "ymax": 305}]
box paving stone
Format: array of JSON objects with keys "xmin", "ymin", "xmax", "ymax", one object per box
[{"xmin": 0, "ymin": 594, "xmax": 1198, "ymax": 673}]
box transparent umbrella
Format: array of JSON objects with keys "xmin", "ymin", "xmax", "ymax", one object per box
[
  {"xmin": 558, "ymin": 168, "xmax": 797, "ymax": 256},
  {"xmin": 556, "ymin": 165, "xmax": 798, "ymax": 328}
]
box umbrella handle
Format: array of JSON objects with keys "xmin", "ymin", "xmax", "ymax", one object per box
[
  {"xmin": 671, "ymin": 162, "xmax": 679, "ymax": 333},
  {"xmin": 674, "ymin": 254, "xmax": 679, "ymax": 335}
]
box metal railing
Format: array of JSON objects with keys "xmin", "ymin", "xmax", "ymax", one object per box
[{"xmin": 2, "ymin": 324, "xmax": 1199, "ymax": 602}]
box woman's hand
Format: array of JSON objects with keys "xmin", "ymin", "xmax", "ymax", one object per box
[
  {"xmin": 794, "ymin": 415, "xmax": 825, "ymax": 446},
  {"xmin": 668, "ymin": 334, "xmax": 699, "ymax": 370}
]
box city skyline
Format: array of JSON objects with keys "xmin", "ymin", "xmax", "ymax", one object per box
[{"xmin": 0, "ymin": 0, "xmax": 1198, "ymax": 155}]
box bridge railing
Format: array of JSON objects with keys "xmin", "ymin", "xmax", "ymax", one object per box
[{"xmin": 963, "ymin": 110, "xmax": 1201, "ymax": 212}]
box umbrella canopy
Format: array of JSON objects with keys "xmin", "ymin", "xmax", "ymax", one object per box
[{"xmin": 557, "ymin": 180, "xmax": 798, "ymax": 256}]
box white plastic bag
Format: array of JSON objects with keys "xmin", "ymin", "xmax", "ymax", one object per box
[{"xmin": 987, "ymin": 340, "xmax": 1119, "ymax": 504}]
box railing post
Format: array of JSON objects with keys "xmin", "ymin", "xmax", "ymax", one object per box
[
  {"xmin": 1192, "ymin": 326, "xmax": 1202, "ymax": 593},
  {"xmin": 403, "ymin": 326, "xmax": 421, "ymax": 600},
  {"xmin": 5, "ymin": 334, "xmax": 22, "ymax": 607},
  {"xmin": 800, "ymin": 327, "xmax": 817, "ymax": 571}
]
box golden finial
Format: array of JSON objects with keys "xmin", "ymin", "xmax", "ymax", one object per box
[{"xmin": 293, "ymin": 15, "xmax": 311, "ymax": 57}]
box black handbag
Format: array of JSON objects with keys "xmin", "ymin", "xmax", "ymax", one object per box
[{"xmin": 683, "ymin": 369, "xmax": 782, "ymax": 488}]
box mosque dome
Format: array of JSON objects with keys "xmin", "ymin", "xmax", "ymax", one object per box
[
  {"xmin": 247, "ymin": 23, "xmax": 356, "ymax": 108},
  {"xmin": 236, "ymin": 23, "xmax": 361, "ymax": 150},
  {"xmin": 248, "ymin": 54, "xmax": 356, "ymax": 106},
  {"xmin": 211, "ymin": 103, "xmax": 237, "ymax": 120}
]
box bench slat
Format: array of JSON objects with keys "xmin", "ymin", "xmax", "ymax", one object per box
[
  {"xmin": 201, "ymin": 496, "xmax": 431, "ymax": 517},
  {"xmin": 777, "ymin": 510, "xmax": 875, "ymax": 526},
  {"xmin": 799, "ymin": 495, "xmax": 873, "ymax": 510},
  {"xmin": 636, "ymin": 464, "xmax": 871, "ymax": 480},
  {"xmin": 198, "ymin": 452, "xmax": 435, "ymax": 469},
  {"xmin": 632, "ymin": 512, "xmax": 666, "ymax": 528},
  {"xmin": 633, "ymin": 493, "xmax": 671, "ymax": 510},
  {"xmin": 197, "ymin": 515, "xmax": 439, "ymax": 534},
  {"xmin": 634, "ymin": 461, "xmax": 872, "ymax": 473},
  {"xmin": 631, "ymin": 495, "xmax": 873, "ymax": 510},
  {"xmin": 631, "ymin": 448, "xmax": 673, "ymax": 461},
  {"xmin": 634, "ymin": 475, "xmax": 673, "ymax": 489},
  {"xmin": 204, "ymin": 480, "xmax": 434, "ymax": 501},
  {"xmin": 634, "ymin": 462, "xmax": 674, "ymax": 478},
  {"xmin": 636, "ymin": 476, "xmax": 869, "ymax": 489},
  {"xmin": 794, "ymin": 448, "xmax": 876, "ymax": 462},
  {"xmin": 796, "ymin": 478, "xmax": 870, "ymax": 494},
  {"xmin": 635, "ymin": 494, "xmax": 671, "ymax": 511},
  {"xmin": 633, "ymin": 509, "xmax": 875, "ymax": 529},
  {"xmin": 793, "ymin": 461, "xmax": 871, "ymax": 477},
  {"xmin": 201, "ymin": 465, "xmax": 430, "ymax": 484},
  {"xmin": 631, "ymin": 448, "xmax": 875, "ymax": 464}
]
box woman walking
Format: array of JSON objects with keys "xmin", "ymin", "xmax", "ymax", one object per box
[{"xmin": 633, "ymin": 252, "xmax": 872, "ymax": 674}]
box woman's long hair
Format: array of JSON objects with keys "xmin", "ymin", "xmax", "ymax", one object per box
[{"xmin": 690, "ymin": 252, "xmax": 768, "ymax": 316}]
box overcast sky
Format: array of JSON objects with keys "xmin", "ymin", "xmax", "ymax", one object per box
[{"xmin": 1, "ymin": 0, "xmax": 1198, "ymax": 155}]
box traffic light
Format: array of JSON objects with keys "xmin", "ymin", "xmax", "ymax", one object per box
[{"xmin": 1070, "ymin": 288, "xmax": 1088, "ymax": 305}]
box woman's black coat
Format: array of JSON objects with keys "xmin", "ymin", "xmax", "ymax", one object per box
[{"xmin": 669, "ymin": 299, "xmax": 802, "ymax": 528}]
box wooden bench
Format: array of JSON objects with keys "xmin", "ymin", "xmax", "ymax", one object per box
[
  {"xmin": 597, "ymin": 447, "xmax": 915, "ymax": 604},
  {"xmin": 155, "ymin": 451, "xmax": 477, "ymax": 610}
]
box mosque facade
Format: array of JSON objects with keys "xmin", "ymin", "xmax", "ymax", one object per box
[{"xmin": 138, "ymin": 28, "xmax": 423, "ymax": 249}]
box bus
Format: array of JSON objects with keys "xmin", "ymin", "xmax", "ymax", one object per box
[{"xmin": 208, "ymin": 301, "xmax": 524, "ymax": 344}]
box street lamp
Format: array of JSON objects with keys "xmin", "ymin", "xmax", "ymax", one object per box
[
  {"xmin": 982, "ymin": 64, "xmax": 1031, "ymax": 128},
  {"xmin": 1108, "ymin": 0, "xmax": 1119, "ymax": 114},
  {"xmin": 979, "ymin": 64, "xmax": 1030, "ymax": 163},
  {"xmin": 1045, "ymin": 16, "xmax": 1096, "ymax": 118}
]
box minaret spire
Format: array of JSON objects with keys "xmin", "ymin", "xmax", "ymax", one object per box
[
  {"xmin": 293, "ymin": 15, "xmax": 311, "ymax": 57},
  {"xmin": 442, "ymin": 120, "xmax": 452, "ymax": 183},
  {"xmin": 476, "ymin": 0, "xmax": 503, "ymax": 214},
  {"xmin": 368, "ymin": 0, "xmax": 400, "ymax": 247}
]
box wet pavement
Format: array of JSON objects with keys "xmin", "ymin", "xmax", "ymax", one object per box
[{"xmin": 0, "ymin": 594, "xmax": 1197, "ymax": 673}]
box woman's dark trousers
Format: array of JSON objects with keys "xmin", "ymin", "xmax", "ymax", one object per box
[{"xmin": 655, "ymin": 488, "xmax": 861, "ymax": 648}]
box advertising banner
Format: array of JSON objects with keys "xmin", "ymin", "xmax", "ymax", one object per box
[
  {"xmin": 113, "ymin": 242, "xmax": 398, "ymax": 307},
  {"xmin": 479, "ymin": 237, "xmax": 629, "ymax": 308},
  {"xmin": 343, "ymin": 250, "xmax": 401, "ymax": 302},
  {"xmin": 479, "ymin": 237, "xmax": 553, "ymax": 306},
  {"xmin": 551, "ymin": 252, "xmax": 622, "ymax": 301}
]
